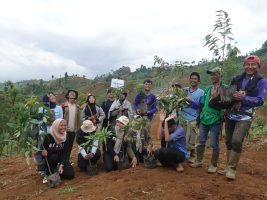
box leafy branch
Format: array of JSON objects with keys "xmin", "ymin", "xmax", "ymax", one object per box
[
  {"xmin": 204, "ymin": 10, "xmax": 240, "ymax": 62},
  {"xmin": 81, "ymin": 127, "xmax": 112, "ymax": 152}
]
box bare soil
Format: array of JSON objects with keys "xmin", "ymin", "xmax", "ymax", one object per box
[{"xmin": 1, "ymin": 117, "xmax": 267, "ymax": 200}]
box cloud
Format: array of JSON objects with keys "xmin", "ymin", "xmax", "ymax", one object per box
[
  {"xmin": 0, "ymin": 0, "xmax": 267, "ymax": 82},
  {"xmin": 0, "ymin": 40, "xmax": 89, "ymax": 81}
]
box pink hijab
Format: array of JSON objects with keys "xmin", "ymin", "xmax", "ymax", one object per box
[{"xmin": 50, "ymin": 119, "xmax": 67, "ymax": 144}]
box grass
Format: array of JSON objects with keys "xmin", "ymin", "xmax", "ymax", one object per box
[{"xmin": 56, "ymin": 184, "xmax": 79, "ymax": 195}]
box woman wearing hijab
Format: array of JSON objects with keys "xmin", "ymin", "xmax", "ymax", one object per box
[
  {"xmin": 81, "ymin": 94, "xmax": 105, "ymax": 130},
  {"xmin": 103, "ymin": 116, "xmax": 137, "ymax": 172},
  {"xmin": 127, "ymin": 115, "xmax": 153, "ymax": 163},
  {"xmin": 41, "ymin": 119, "xmax": 74, "ymax": 183}
]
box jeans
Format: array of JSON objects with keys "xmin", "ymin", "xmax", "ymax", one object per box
[
  {"xmin": 199, "ymin": 122, "xmax": 221, "ymax": 151},
  {"xmin": 225, "ymin": 118, "xmax": 252, "ymax": 153}
]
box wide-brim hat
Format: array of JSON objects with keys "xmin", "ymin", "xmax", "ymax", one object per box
[
  {"xmin": 81, "ymin": 120, "xmax": 97, "ymax": 133},
  {"xmin": 116, "ymin": 116, "xmax": 129, "ymax": 125}
]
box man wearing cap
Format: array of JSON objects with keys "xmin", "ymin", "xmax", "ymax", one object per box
[
  {"xmin": 179, "ymin": 72, "xmax": 204, "ymax": 163},
  {"xmin": 103, "ymin": 116, "xmax": 137, "ymax": 172},
  {"xmin": 190, "ymin": 67, "xmax": 226, "ymax": 174},
  {"xmin": 62, "ymin": 90, "xmax": 80, "ymax": 161},
  {"xmin": 76, "ymin": 120, "xmax": 101, "ymax": 172},
  {"xmin": 134, "ymin": 79, "xmax": 157, "ymax": 121},
  {"xmin": 220, "ymin": 55, "xmax": 267, "ymax": 180}
]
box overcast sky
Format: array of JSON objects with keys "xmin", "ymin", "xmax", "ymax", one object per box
[{"xmin": 0, "ymin": 0, "xmax": 266, "ymax": 82}]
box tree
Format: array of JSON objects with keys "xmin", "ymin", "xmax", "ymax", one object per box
[{"xmin": 204, "ymin": 10, "xmax": 240, "ymax": 62}]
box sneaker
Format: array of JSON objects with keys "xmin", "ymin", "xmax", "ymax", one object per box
[
  {"xmin": 176, "ymin": 164, "xmax": 184, "ymax": 172},
  {"xmin": 42, "ymin": 177, "xmax": 48, "ymax": 184},
  {"xmin": 217, "ymin": 168, "xmax": 226, "ymax": 175},
  {"xmin": 156, "ymin": 161, "xmax": 162, "ymax": 167},
  {"xmin": 189, "ymin": 161, "xmax": 202, "ymax": 168},
  {"xmin": 188, "ymin": 156, "xmax": 196, "ymax": 164},
  {"xmin": 207, "ymin": 165, "xmax": 217, "ymax": 173}
]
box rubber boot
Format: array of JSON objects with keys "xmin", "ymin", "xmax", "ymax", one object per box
[
  {"xmin": 218, "ymin": 150, "xmax": 230, "ymax": 175},
  {"xmin": 208, "ymin": 150, "xmax": 219, "ymax": 173},
  {"xmin": 226, "ymin": 150, "xmax": 241, "ymax": 180},
  {"xmin": 188, "ymin": 149, "xmax": 196, "ymax": 163},
  {"xmin": 189, "ymin": 145, "xmax": 205, "ymax": 168}
]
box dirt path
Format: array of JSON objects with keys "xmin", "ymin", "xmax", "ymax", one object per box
[{"xmin": 1, "ymin": 132, "xmax": 267, "ymax": 200}]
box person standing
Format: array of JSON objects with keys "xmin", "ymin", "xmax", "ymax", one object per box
[
  {"xmin": 101, "ymin": 89, "xmax": 115, "ymax": 128},
  {"xmin": 81, "ymin": 94, "xmax": 105, "ymax": 130},
  {"xmin": 180, "ymin": 72, "xmax": 204, "ymax": 163},
  {"xmin": 62, "ymin": 90, "xmax": 80, "ymax": 161},
  {"xmin": 134, "ymin": 80, "xmax": 157, "ymax": 121},
  {"xmin": 221, "ymin": 55, "xmax": 267, "ymax": 180},
  {"xmin": 190, "ymin": 67, "xmax": 226, "ymax": 174},
  {"xmin": 109, "ymin": 91, "xmax": 134, "ymax": 125}
]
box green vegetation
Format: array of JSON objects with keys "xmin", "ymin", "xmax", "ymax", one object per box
[
  {"xmin": 56, "ymin": 185, "xmax": 79, "ymax": 195},
  {"xmin": 0, "ymin": 10, "xmax": 266, "ymax": 159}
]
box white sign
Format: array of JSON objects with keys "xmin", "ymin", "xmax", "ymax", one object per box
[{"xmin": 111, "ymin": 78, "xmax": 124, "ymax": 88}]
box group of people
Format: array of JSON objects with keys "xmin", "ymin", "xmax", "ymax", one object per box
[{"xmin": 34, "ymin": 55, "xmax": 267, "ymax": 185}]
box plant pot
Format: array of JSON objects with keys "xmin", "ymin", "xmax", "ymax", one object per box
[
  {"xmin": 144, "ymin": 155, "xmax": 157, "ymax": 169},
  {"xmin": 47, "ymin": 172, "xmax": 61, "ymax": 188},
  {"xmin": 117, "ymin": 157, "xmax": 130, "ymax": 170},
  {"xmin": 86, "ymin": 163, "xmax": 98, "ymax": 176}
]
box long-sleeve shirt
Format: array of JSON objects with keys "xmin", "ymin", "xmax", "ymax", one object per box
[
  {"xmin": 41, "ymin": 134, "xmax": 68, "ymax": 165},
  {"xmin": 228, "ymin": 75, "xmax": 267, "ymax": 121},
  {"xmin": 81, "ymin": 104, "xmax": 105, "ymax": 129},
  {"xmin": 128, "ymin": 127, "xmax": 153, "ymax": 152},
  {"xmin": 76, "ymin": 129, "xmax": 98, "ymax": 158},
  {"xmin": 133, "ymin": 93, "xmax": 157, "ymax": 120},
  {"xmin": 109, "ymin": 99, "xmax": 134, "ymax": 120},
  {"xmin": 103, "ymin": 128, "xmax": 135, "ymax": 159}
]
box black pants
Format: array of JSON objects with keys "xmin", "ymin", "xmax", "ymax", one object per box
[
  {"xmin": 66, "ymin": 131, "xmax": 76, "ymax": 160},
  {"xmin": 45, "ymin": 154, "xmax": 74, "ymax": 179},
  {"xmin": 77, "ymin": 149, "xmax": 101, "ymax": 171},
  {"xmin": 103, "ymin": 152, "xmax": 117, "ymax": 172},
  {"xmin": 135, "ymin": 149, "xmax": 148, "ymax": 163},
  {"xmin": 154, "ymin": 148, "xmax": 185, "ymax": 169}
]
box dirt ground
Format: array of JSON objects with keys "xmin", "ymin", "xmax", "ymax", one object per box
[{"xmin": 1, "ymin": 117, "xmax": 267, "ymax": 200}]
